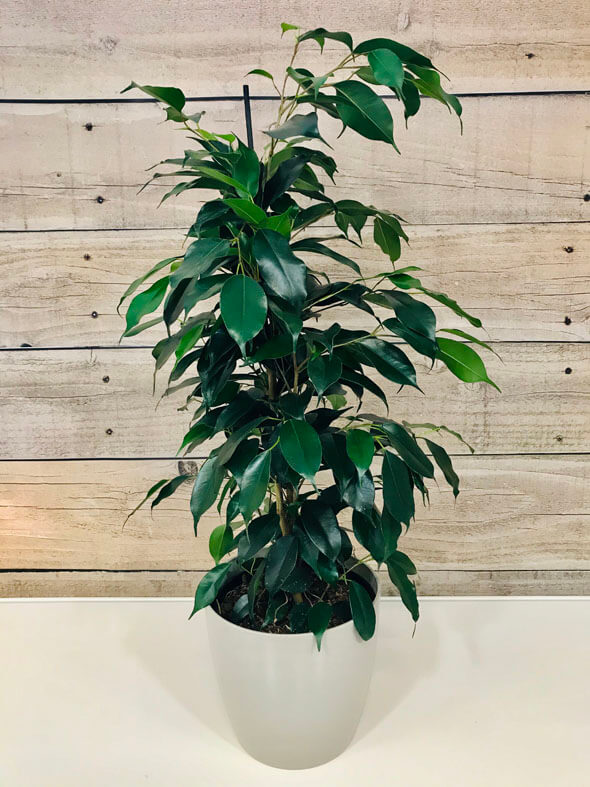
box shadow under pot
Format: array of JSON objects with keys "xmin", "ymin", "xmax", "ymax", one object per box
[{"xmin": 205, "ymin": 563, "xmax": 380, "ymax": 769}]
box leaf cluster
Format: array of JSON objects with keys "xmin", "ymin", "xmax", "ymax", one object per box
[{"xmin": 121, "ymin": 25, "xmax": 498, "ymax": 646}]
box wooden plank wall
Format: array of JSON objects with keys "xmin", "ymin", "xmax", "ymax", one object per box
[{"xmin": 1, "ymin": 1, "xmax": 589, "ymax": 597}]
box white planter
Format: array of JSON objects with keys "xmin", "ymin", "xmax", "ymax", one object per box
[{"xmin": 205, "ymin": 564, "xmax": 379, "ymax": 769}]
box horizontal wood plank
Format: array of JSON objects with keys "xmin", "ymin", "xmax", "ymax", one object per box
[
  {"xmin": 1, "ymin": 223, "xmax": 588, "ymax": 347},
  {"xmin": 2, "ymin": 570, "xmax": 588, "ymax": 598},
  {"xmin": 1, "ymin": 95, "xmax": 588, "ymax": 230},
  {"xmin": 0, "ymin": 0, "xmax": 588, "ymax": 97},
  {"xmin": 0, "ymin": 456, "xmax": 587, "ymax": 573},
  {"xmin": 1, "ymin": 344, "xmax": 587, "ymax": 458}
]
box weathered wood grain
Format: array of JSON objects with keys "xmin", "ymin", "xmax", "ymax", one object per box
[
  {"xmin": 0, "ymin": 456, "xmax": 587, "ymax": 574},
  {"xmin": 0, "ymin": 0, "xmax": 588, "ymax": 97},
  {"xmin": 2, "ymin": 570, "xmax": 589, "ymax": 598},
  {"xmin": 0, "ymin": 344, "xmax": 587, "ymax": 458},
  {"xmin": 1, "ymin": 223, "xmax": 588, "ymax": 347},
  {"xmin": 1, "ymin": 95, "xmax": 588, "ymax": 230}
]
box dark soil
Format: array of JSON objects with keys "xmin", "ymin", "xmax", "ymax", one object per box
[{"xmin": 213, "ymin": 572, "xmax": 372, "ymax": 634}]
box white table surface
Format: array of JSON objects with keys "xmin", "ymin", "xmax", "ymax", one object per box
[{"xmin": 1, "ymin": 597, "xmax": 589, "ymax": 786}]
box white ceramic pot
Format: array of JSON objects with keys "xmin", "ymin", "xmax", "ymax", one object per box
[{"xmin": 205, "ymin": 564, "xmax": 379, "ymax": 769}]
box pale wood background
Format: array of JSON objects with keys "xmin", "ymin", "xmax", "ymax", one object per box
[{"xmin": 0, "ymin": 0, "xmax": 589, "ymax": 597}]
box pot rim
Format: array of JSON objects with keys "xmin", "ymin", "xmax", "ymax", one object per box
[{"xmin": 205, "ymin": 562, "xmax": 380, "ymax": 639}]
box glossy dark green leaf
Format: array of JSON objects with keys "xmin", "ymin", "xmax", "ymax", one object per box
[
  {"xmin": 253, "ymin": 230, "xmax": 307, "ymax": 309},
  {"xmin": 354, "ymin": 337, "xmax": 418, "ymax": 389},
  {"xmin": 266, "ymin": 112, "xmax": 323, "ymax": 141},
  {"xmin": 341, "ymin": 469, "xmax": 375, "ymax": 515},
  {"xmin": 215, "ymin": 417, "xmax": 266, "ymax": 465},
  {"xmin": 367, "ymin": 49, "xmax": 404, "ymax": 89},
  {"xmin": 237, "ymin": 513, "xmax": 279, "ymax": 562},
  {"xmin": 290, "ymin": 238, "xmax": 360, "ymax": 275},
  {"xmin": 170, "ymin": 239, "xmax": 232, "ymax": 287},
  {"xmin": 232, "ymin": 141, "xmax": 260, "ymax": 197},
  {"xmin": 334, "ymin": 81, "xmax": 397, "ymax": 149},
  {"xmin": 381, "ymin": 421, "xmax": 434, "ymax": 478},
  {"xmin": 230, "ymin": 593, "xmax": 250, "ymax": 622},
  {"xmin": 386, "ymin": 556, "xmax": 419, "ymax": 621},
  {"xmin": 373, "ymin": 215, "xmax": 401, "ymax": 262},
  {"xmin": 189, "ymin": 561, "xmax": 233, "ymax": 618},
  {"xmin": 279, "ymin": 419, "xmax": 322, "ymax": 481},
  {"xmin": 289, "ymin": 602, "xmax": 311, "ymax": 633},
  {"xmin": 300, "ymin": 501, "xmax": 341, "ymax": 560},
  {"xmin": 223, "ymin": 198, "xmax": 267, "ymax": 225},
  {"xmin": 410, "ymin": 66, "xmax": 462, "ymax": 123},
  {"xmin": 209, "ymin": 523, "xmax": 234, "ymax": 564},
  {"xmin": 346, "ymin": 430, "xmax": 374, "ymax": 474},
  {"xmin": 348, "ymin": 580, "xmax": 376, "ymax": 640},
  {"xmin": 220, "ymin": 275, "xmax": 267, "ymax": 353},
  {"xmin": 298, "ymin": 27, "xmax": 353, "ymax": 51},
  {"xmin": 354, "ymin": 38, "xmax": 434, "ymax": 69},
  {"xmin": 382, "ymin": 451, "xmax": 415, "ymax": 525},
  {"xmin": 383, "ymin": 318, "xmax": 438, "ymax": 360},
  {"xmin": 352, "ymin": 509, "xmax": 386, "ymax": 563},
  {"xmin": 250, "ymin": 333, "xmax": 293, "ymax": 362},
  {"xmin": 248, "ymin": 559, "xmax": 266, "ymax": 619},
  {"xmin": 118, "ymin": 257, "xmax": 179, "ymax": 313},
  {"xmin": 150, "ymin": 474, "xmax": 190, "ymax": 509},
  {"xmin": 268, "ymin": 300, "xmax": 303, "ymax": 348},
  {"xmin": 122, "ymin": 82, "xmax": 186, "ymax": 112},
  {"xmin": 125, "ymin": 277, "xmax": 169, "ymax": 333},
  {"xmin": 265, "ymin": 535, "xmax": 298, "ymax": 596},
  {"xmin": 308, "ymin": 354, "xmax": 343, "ymax": 397},
  {"xmin": 401, "ymin": 80, "xmax": 421, "ymax": 122},
  {"xmin": 238, "ymin": 450, "xmax": 271, "ymax": 522},
  {"xmin": 190, "ymin": 456, "xmax": 225, "ymax": 533},
  {"xmin": 425, "ymin": 439, "xmax": 460, "ymax": 498},
  {"xmin": 308, "ymin": 602, "xmax": 332, "ymax": 651},
  {"xmin": 436, "ymin": 338, "xmax": 500, "ymax": 391}
]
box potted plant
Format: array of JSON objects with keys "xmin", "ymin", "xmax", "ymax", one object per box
[{"xmin": 121, "ymin": 24, "xmax": 498, "ymax": 769}]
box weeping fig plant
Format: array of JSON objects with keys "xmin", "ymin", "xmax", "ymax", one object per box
[{"xmin": 121, "ymin": 24, "xmax": 498, "ymax": 649}]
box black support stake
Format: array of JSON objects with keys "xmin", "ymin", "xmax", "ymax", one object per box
[{"xmin": 242, "ymin": 84, "xmax": 254, "ymax": 148}]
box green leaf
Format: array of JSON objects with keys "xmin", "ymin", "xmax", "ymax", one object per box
[
  {"xmin": 121, "ymin": 82, "xmax": 186, "ymax": 112},
  {"xmin": 409, "ymin": 66, "xmax": 462, "ymax": 124},
  {"xmin": 246, "ymin": 68, "xmax": 275, "ymax": 81},
  {"xmin": 190, "ymin": 456, "xmax": 225, "ymax": 533},
  {"xmin": 381, "ymin": 421, "xmax": 434, "ymax": 478},
  {"xmin": 290, "ymin": 238, "xmax": 360, "ymax": 275},
  {"xmin": 298, "ymin": 27, "xmax": 353, "ymax": 52},
  {"xmin": 266, "ymin": 112, "xmax": 323, "ymax": 141},
  {"xmin": 386, "ymin": 555, "xmax": 419, "ymax": 621},
  {"xmin": 425, "ymin": 438, "xmax": 460, "ymax": 498},
  {"xmin": 265, "ymin": 535, "xmax": 298, "ymax": 596},
  {"xmin": 348, "ymin": 580, "xmax": 376, "ymax": 640},
  {"xmin": 354, "ymin": 38, "xmax": 434, "ymax": 69},
  {"xmin": 307, "ymin": 354, "xmax": 343, "ymax": 397},
  {"xmin": 281, "ymin": 22, "xmax": 299, "ymax": 34},
  {"xmin": 299, "ymin": 501, "xmax": 341, "ymax": 560},
  {"xmin": 232, "ymin": 141, "xmax": 260, "ymax": 198},
  {"xmin": 125, "ymin": 277, "xmax": 169, "ymax": 333},
  {"xmin": 209, "ymin": 523, "xmax": 234, "ymax": 564},
  {"xmin": 238, "ymin": 450, "xmax": 271, "ymax": 522},
  {"xmin": 346, "ymin": 430, "xmax": 375, "ymax": 474},
  {"xmin": 382, "ymin": 451, "xmax": 415, "ymax": 525},
  {"xmin": 223, "ymin": 198, "xmax": 267, "ymax": 225},
  {"xmin": 439, "ymin": 328, "xmax": 501, "ymax": 359},
  {"xmin": 436, "ymin": 338, "xmax": 500, "ymax": 391},
  {"xmin": 170, "ymin": 239, "xmax": 232, "ymax": 287},
  {"xmin": 118, "ymin": 256, "xmax": 179, "ymax": 313},
  {"xmin": 279, "ymin": 419, "xmax": 322, "ymax": 482},
  {"xmin": 248, "ymin": 559, "xmax": 266, "ymax": 620},
  {"xmin": 367, "ymin": 49, "xmax": 404, "ymax": 89},
  {"xmin": 253, "ymin": 230, "xmax": 307, "ymax": 310},
  {"xmin": 383, "ymin": 317, "xmax": 437, "ymax": 359},
  {"xmin": 352, "ymin": 509, "xmax": 388, "ymax": 564},
  {"xmin": 250, "ymin": 333, "xmax": 293, "ymax": 362},
  {"xmin": 308, "ymin": 602, "xmax": 333, "ymax": 651},
  {"xmin": 226, "ymin": 438, "xmax": 259, "ymax": 485},
  {"xmin": 353, "ymin": 337, "xmax": 418, "ymax": 389},
  {"xmin": 189, "ymin": 561, "xmax": 233, "ymax": 618},
  {"xmin": 220, "ymin": 275, "xmax": 268, "ymax": 353},
  {"xmin": 373, "ymin": 215, "xmax": 401, "ymax": 262},
  {"xmin": 334, "ymin": 80, "xmax": 398, "ymax": 150},
  {"xmin": 289, "ymin": 602, "xmax": 311, "ymax": 633},
  {"xmin": 122, "ymin": 316, "xmax": 163, "ymax": 338},
  {"xmin": 237, "ymin": 514, "xmax": 279, "ymax": 562}
]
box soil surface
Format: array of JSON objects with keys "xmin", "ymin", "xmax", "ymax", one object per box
[{"xmin": 214, "ymin": 573, "xmax": 369, "ymax": 634}]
